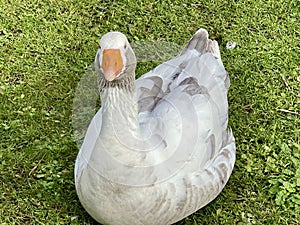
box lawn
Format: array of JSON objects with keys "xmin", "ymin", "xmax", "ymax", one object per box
[{"xmin": 0, "ymin": 0, "xmax": 299, "ymax": 224}]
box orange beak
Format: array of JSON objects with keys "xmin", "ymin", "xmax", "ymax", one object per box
[{"xmin": 101, "ymin": 49, "xmax": 124, "ymax": 81}]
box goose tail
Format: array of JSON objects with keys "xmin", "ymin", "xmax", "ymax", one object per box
[{"xmin": 181, "ymin": 28, "xmax": 221, "ymax": 59}]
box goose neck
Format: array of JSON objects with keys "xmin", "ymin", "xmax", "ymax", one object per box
[{"xmin": 100, "ymin": 83, "xmax": 140, "ymax": 139}]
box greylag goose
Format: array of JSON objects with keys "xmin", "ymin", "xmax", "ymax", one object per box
[{"xmin": 75, "ymin": 28, "xmax": 236, "ymax": 225}]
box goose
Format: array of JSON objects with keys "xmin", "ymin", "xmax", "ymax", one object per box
[{"xmin": 74, "ymin": 28, "xmax": 236, "ymax": 225}]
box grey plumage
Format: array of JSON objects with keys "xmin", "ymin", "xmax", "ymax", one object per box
[{"xmin": 75, "ymin": 28, "xmax": 236, "ymax": 225}]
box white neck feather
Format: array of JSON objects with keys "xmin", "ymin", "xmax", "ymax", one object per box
[
  {"xmin": 98, "ymin": 81, "xmax": 153, "ymax": 166},
  {"xmin": 100, "ymin": 86, "xmax": 140, "ymax": 139}
]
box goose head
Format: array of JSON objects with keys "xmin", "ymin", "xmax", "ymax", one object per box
[{"xmin": 95, "ymin": 32, "xmax": 136, "ymax": 82}]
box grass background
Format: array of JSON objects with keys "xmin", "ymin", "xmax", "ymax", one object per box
[{"xmin": 0, "ymin": 0, "xmax": 299, "ymax": 224}]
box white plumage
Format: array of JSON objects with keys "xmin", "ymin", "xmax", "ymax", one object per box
[{"xmin": 75, "ymin": 29, "xmax": 236, "ymax": 225}]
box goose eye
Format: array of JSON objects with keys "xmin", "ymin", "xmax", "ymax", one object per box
[
  {"xmin": 98, "ymin": 45, "xmax": 101, "ymax": 49},
  {"xmin": 124, "ymin": 43, "xmax": 127, "ymax": 49}
]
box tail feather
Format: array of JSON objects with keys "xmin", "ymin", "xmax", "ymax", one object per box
[{"xmin": 181, "ymin": 29, "xmax": 221, "ymax": 59}]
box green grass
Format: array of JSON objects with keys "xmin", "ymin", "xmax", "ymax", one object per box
[{"xmin": 0, "ymin": 0, "xmax": 299, "ymax": 224}]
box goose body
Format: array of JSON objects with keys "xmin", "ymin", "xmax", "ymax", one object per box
[{"xmin": 75, "ymin": 29, "xmax": 236, "ymax": 225}]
